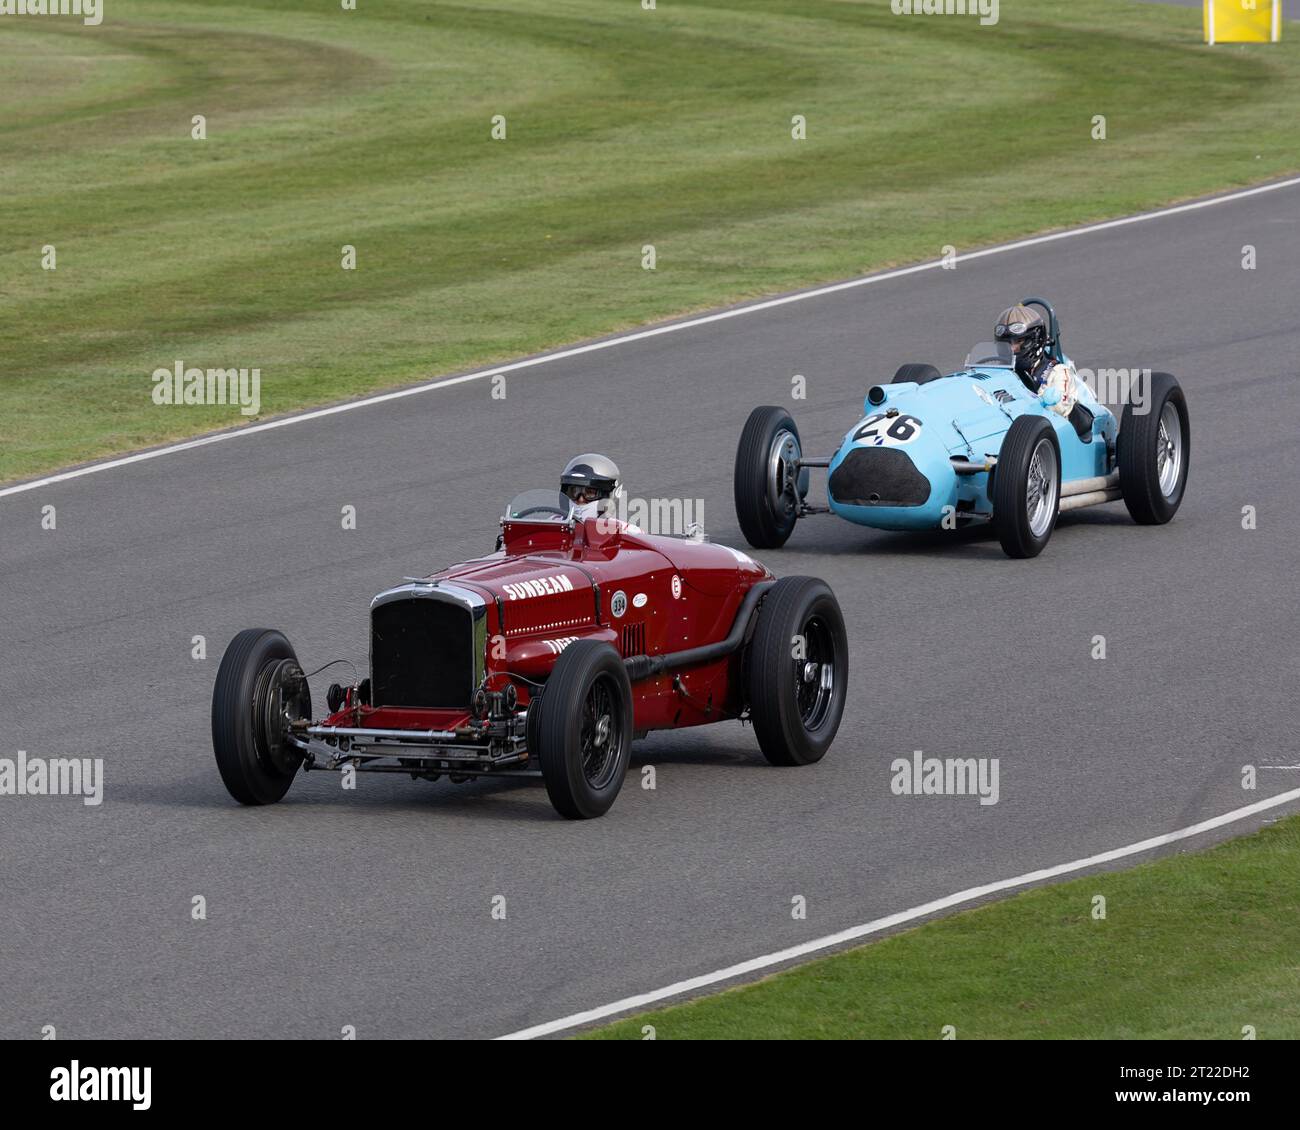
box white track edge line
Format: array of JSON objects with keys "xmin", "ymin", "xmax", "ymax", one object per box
[
  {"xmin": 4, "ymin": 175, "xmax": 1300, "ymax": 502},
  {"xmin": 494, "ymin": 785, "xmax": 1300, "ymax": 1039}
]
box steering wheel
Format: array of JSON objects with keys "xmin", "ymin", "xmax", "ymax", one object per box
[{"xmin": 511, "ymin": 505, "xmax": 568, "ymax": 519}]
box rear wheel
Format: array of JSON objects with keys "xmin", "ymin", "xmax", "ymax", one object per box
[
  {"xmin": 212, "ymin": 629, "xmax": 311, "ymax": 805},
  {"xmin": 745, "ymin": 577, "xmax": 847, "ymax": 766},
  {"xmin": 893, "ymin": 363, "xmax": 942, "ymax": 385},
  {"xmin": 991, "ymin": 416, "xmax": 1060, "ymax": 559},
  {"xmin": 1118, "ymin": 371, "xmax": 1189, "ymax": 524},
  {"xmin": 535, "ymin": 641, "xmax": 633, "ymax": 819},
  {"xmin": 734, "ymin": 406, "xmax": 807, "ymax": 549}
]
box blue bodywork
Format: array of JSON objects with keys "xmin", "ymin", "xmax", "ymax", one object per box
[{"xmin": 826, "ymin": 358, "xmax": 1118, "ymax": 531}]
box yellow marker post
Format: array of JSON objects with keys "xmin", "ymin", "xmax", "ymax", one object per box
[{"xmin": 1205, "ymin": 0, "xmax": 1283, "ymax": 44}]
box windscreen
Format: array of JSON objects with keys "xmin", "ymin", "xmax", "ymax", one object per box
[
  {"xmin": 503, "ymin": 489, "xmax": 575, "ymax": 523},
  {"xmin": 962, "ymin": 341, "xmax": 1015, "ymax": 368}
]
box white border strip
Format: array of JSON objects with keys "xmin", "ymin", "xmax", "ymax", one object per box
[
  {"xmin": 4, "ymin": 175, "xmax": 1300, "ymax": 503},
  {"xmin": 496, "ymin": 786, "xmax": 1300, "ymax": 1039}
]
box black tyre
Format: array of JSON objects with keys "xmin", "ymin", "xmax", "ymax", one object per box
[
  {"xmin": 535, "ymin": 641, "xmax": 633, "ymax": 819},
  {"xmin": 212, "ymin": 629, "xmax": 312, "ymax": 805},
  {"xmin": 893, "ymin": 363, "xmax": 942, "ymax": 385},
  {"xmin": 745, "ymin": 577, "xmax": 847, "ymax": 766},
  {"xmin": 991, "ymin": 415, "xmax": 1061, "ymax": 559},
  {"xmin": 734, "ymin": 406, "xmax": 807, "ymax": 549},
  {"xmin": 1118, "ymin": 371, "xmax": 1189, "ymax": 525}
]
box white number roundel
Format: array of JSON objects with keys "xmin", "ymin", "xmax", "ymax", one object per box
[{"xmin": 853, "ymin": 413, "xmax": 923, "ymax": 447}]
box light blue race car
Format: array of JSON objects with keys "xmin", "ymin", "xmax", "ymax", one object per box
[{"xmin": 734, "ymin": 299, "xmax": 1190, "ymax": 558}]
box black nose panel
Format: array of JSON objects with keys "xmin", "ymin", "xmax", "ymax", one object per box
[{"xmin": 828, "ymin": 447, "xmax": 931, "ymax": 507}]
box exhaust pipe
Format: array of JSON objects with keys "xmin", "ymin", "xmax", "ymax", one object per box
[{"xmin": 624, "ymin": 580, "xmax": 775, "ymax": 682}]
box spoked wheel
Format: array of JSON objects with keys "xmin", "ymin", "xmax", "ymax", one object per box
[
  {"xmin": 1118, "ymin": 371, "xmax": 1189, "ymax": 524},
  {"xmin": 794, "ymin": 613, "xmax": 838, "ymax": 733},
  {"xmin": 212, "ymin": 629, "xmax": 312, "ymax": 805},
  {"xmin": 734, "ymin": 406, "xmax": 808, "ymax": 549},
  {"xmin": 578, "ymin": 677, "xmax": 623, "ymax": 791},
  {"xmin": 745, "ymin": 576, "xmax": 848, "ymax": 766},
  {"xmin": 1155, "ymin": 402, "xmax": 1185, "ymax": 497},
  {"xmin": 535, "ymin": 641, "xmax": 633, "ymax": 819},
  {"xmin": 1026, "ymin": 438, "xmax": 1059, "ymax": 539},
  {"xmin": 991, "ymin": 415, "xmax": 1061, "ymax": 559}
]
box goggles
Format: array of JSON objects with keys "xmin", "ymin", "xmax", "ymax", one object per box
[{"xmin": 994, "ymin": 321, "xmax": 1032, "ymax": 338}]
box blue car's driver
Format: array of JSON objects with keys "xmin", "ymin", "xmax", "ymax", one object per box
[{"xmin": 993, "ymin": 304, "xmax": 1087, "ymax": 417}]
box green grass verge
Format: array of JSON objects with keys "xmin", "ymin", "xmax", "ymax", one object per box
[
  {"xmin": 3, "ymin": 0, "xmax": 1300, "ymax": 482},
  {"xmin": 583, "ymin": 813, "xmax": 1300, "ymax": 1039}
]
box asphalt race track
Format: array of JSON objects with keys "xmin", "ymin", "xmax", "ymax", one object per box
[{"xmin": 2, "ymin": 180, "xmax": 1298, "ymax": 1040}]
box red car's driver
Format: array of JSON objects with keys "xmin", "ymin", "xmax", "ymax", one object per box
[{"xmin": 560, "ymin": 453, "xmax": 624, "ymax": 523}]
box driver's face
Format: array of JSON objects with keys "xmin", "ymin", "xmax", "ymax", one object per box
[{"xmin": 567, "ymin": 485, "xmax": 601, "ymax": 504}]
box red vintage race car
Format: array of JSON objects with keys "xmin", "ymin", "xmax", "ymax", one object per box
[{"xmin": 211, "ymin": 489, "xmax": 848, "ymax": 818}]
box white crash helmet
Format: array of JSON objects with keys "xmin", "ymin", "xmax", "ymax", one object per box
[{"xmin": 561, "ymin": 453, "xmax": 623, "ymax": 520}]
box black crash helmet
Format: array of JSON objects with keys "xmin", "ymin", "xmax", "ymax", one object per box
[{"xmin": 993, "ymin": 304, "xmax": 1049, "ymax": 379}]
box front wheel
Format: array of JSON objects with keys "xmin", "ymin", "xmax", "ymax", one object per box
[
  {"xmin": 893, "ymin": 363, "xmax": 942, "ymax": 385},
  {"xmin": 535, "ymin": 641, "xmax": 633, "ymax": 819},
  {"xmin": 734, "ymin": 406, "xmax": 807, "ymax": 549},
  {"xmin": 1118, "ymin": 371, "xmax": 1189, "ymax": 525},
  {"xmin": 991, "ymin": 415, "xmax": 1061, "ymax": 559},
  {"xmin": 745, "ymin": 577, "xmax": 847, "ymax": 766},
  {"xmin": 212, "ymin": 629, "xmax": 312, "ymax": 805},
  {"xmin": 525, "ymin": 685, "xmax": 545, "ymax": 758}
]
